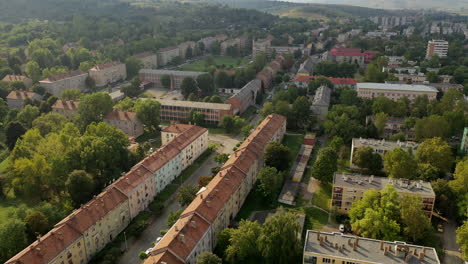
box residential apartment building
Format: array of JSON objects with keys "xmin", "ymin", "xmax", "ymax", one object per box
[
  {"xmin": 297, "ymin": 58, "xmax": 315, "ymax": 76},
  {"xmin": 220, "ymin": 38, "xmax": 241, "ymax": 55},
  {"xmin": 179, "ymin": 41, "xmax": 197, "ymax": 59},
  {"xmin": 144, "ymin": 114, "xmax": 287, "ymax": 264},
  {"xmin": 157, "ymin": 46, "xmax": 180, "ymax": 67},
  {"xmin": 227, "ymin": 79, "xmax": 261, "ymax": 115},
  {"xmin": 331, "ymin": 173, "xmax": 435, "ymax": 217},
  {"xmin": 139, "ymin": 69, "xmax": 206, "ymax": 90},
  {"xmin": 134, "ymin": 52, "xmax": 158, "ymax": 69},
  {"xmin": 161, "ymin": 124, "xmax": 196, "ymax": 146},
  {"xmin": 461, "ymin": 127, "xmax": 468, "ymax": 155},
  {"xmin": 51, "ymin": 99, "xmax": 79, "ymax": 119},
  {"xmin": 303, "ymin": 230, "xmax": 440, "ymax": 264},
  {"xmin": 426, "ymin": 39, "xmax": 449, "ymax": 59},
  {"xmin": 6, "ymin": 124, "xmax": 208, "ymax": 264},
  {"xmin": 324, "ymin": 48, "xmax": 377, "ymax": 65},
  {"xmin": 357, "ymin": 83, "xmax": 438, "ymax": 101},
  {"xmin": 39, "ymin": 70, "xmax": 88, "ymax": 96},
  {"xmin": 89, "ymin": 61, "xmax": 127, "ymax": 87},
  {"xmin": 293, "ymin": 76, "xmax": 357, "ymax": 89},
  {"xmin": 2, "ymin": 74, "xmax": 33, "ymax": 88},
  {"xmin": 158, "ymin": 99, "xmax": 233, "ymax": 124},
  {"xmin": 256, "ymin": 55, "xmax": 285, "ymax": 90},
  {"xmin": 252, "ymin": 38, "xmax": 307, "ymax": 58},
  {"xmin": 350, "ymin": 138, "xmax": 419, "ymax": 168},
  {"xmin": 6, "ymin": 90, "xmax": 42, "ymax": 109},
  {"xmin": 104, "ymin": 110, "xmax": 144, "ymax": 138},
  {"xmin": 311, "ymin": 85, "xmax": 331, "ymax": 121},
  {"xmin": 366, "ymin": 115, "xmax": 415, "ymax": 140}
]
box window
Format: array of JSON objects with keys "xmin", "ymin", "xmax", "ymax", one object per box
[{"xmin": 322, "ymin": 258, "xmax": 332, "ymax": 263}]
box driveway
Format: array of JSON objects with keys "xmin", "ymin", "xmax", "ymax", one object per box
[
  {"xmin": 441, "ymin": 219, "xmax": 463, "ymax": 264},
  {"xmin": 117, "ymin": 137, "xmax": 238, "ymax": 264}
]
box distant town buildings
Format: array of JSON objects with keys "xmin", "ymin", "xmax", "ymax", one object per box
[
  {"xmin": 370, "ymin": 16, "xmax": 415, "ymax": 30},
  {"xmin": 139, "ymin": 69, "xmax": 207, "ymax": 90},
  {"xmin": 133, "ymin": 52, "xmax": 158, "ymax": 69},
  {"xmin": 356, "ymin": 83, "xmax": 438, "ymax": 101},
  {"xmin": 311, "ymin": 85, "xmax": 331, "ymax": 122},
  {"xmin": 252, "ymin": 38, "xmax": 307, "ymax": 58},
  {"xmin": 5, "ymin": 124, "xmax": 209, "ymax": 264},
  {"xmin": 6, "ymin": 90, "xmax": 42, "ymax": 109},
  {"xmin": 426, "ymin": 39, "xmax": 449, "ymax": 59},
  {"xmin": 39, "ymin": 70, "xmax": 88, "ymax": 96},
  {"xmin": 144, "ymin": 114, "xmax": 287, "ymax": 264},
  {"xmin": 323, "ymin": 48, "xmax": 377, "ymax": 66},
  {"xmin": 461, "ymin": 127, "xmax": 468, "ymax": 155},
  {"xmin": 89, "ymin": 61, "xmax": 127, "ymax": 87},
  {"xmin": 157, "ymin": 99, "xmax": 233, "ymax": 124},
  {"xmin": 332, "ymin": 173, "xmax": 435, "ymax": 217},
  {"xmin": 104, "ymin": 110, "xmax": 144, "ymax": 138},
  {"xmin": 293, "ymin": 76, "xmax": 357, "ymax": 89},
  {"xmin": 350, "ymin": 138, "xmax": 419, "ymax": 168},
  {"xmin": 297, "ymin": 58, "xmax": 316, "ymax": 76},
  {"xmin": 51, "ymin": 99, "xmax": 79, "ymax": 119},
  {"xmin": 365, "ymin": 31, "xmax": 398, "ymax": 39},
  {"xmin": 303, "ymin": 230, "xmax": 440, "ymax": 264},
  {"xmin": 2, "ymin": 74, "xmax": 33, "ymax": 88}
]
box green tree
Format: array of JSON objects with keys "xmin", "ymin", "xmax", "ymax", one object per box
[
  {"xmin": 338, "ymin": 86, "xmax": 359, "ymax": 106},
  {"xmin": 78, "ymin": 92, "xmax": 113, "ymax": 125},
  {"xmin": 220, "ymin": 115, "xmax": 245, "ymax": 134},
  {"xmin": 414, "ymin": 115, "xmax": 450, "ymax": 141},
  {"xmin": 426, "ymin": 71, "xmax": 440, "ymax": 83},
  {"xmin": 241, "ymin": 124, "xmax": 254, "ymax": 138},
  {"xmin": 374, "ymin": 112, "xmax": 388, "ymax": 137},
  {"xmin": 17, "ymin": 105, "xmax": 40, "ymax": 129},
  {"xmin": 167, "ymin": 209, "xmax": 183, "ymax": 227},
  {"xmin": 264, "ymin": 141, "xmax": 291, "ymax": 171},
  {"xmin": 24, "ymin": 210, "xmax": 49, "ymax": 239},
  {"xmin": 431, "ymin": 179, "xmax": 455, "ymax": 216},
  {"xmin": 189, "ymin": 110, "xmax": 204, "ymax": 126},
  {"xmin": 5, "ymin": 121, "xmax": 26, "ymax": 150},
  {"xmin": 292, "ymin": 96, "xmax": 310, "ymax": 128},
  {"xmin": 416, "ymin": 137, "xmax": 453, "ymax": 173},
  {"xmin": 449, "ymin": 159, "xmax": 468, "ymax": 195},
  {"xmin": 181, "ymin": 77, "xmax": 198, "ymax": 99},
  {"xmin": 399, "ymin": 195, "xmax": 431, "ymax": 242},
  {"xmin": 372, "ymin": 96, "xmax": 395, "ymax": 115},
  {"xmin": 258, "ymin": 209, "xmax": 301, "ymax": 264},
  {"xmin": 226, "ymin": 220, "xmax": 262, "ymax": 263},
  {"xmin": 66, "ymin": 170, "xmax": 95, "ymax": 207},
  {"xmin": 197, "ymin": 252, "xmax": 222, "ymax": 264},
  {"xmin": 215, "ymin": 71, "xmax": 232, "ymax": 88},
  {"xmin": 258, "ymin": 167, "xmax": 283, "ymax": 203},
  {"xmin": 383, "ymin": 147, "xmax": 417, "ymax": 179},
  {"xmin": 0, "ymin": 220, "xmax": 28, "ymax": 262},
  {"xmin": 32, "ymin": 112, "xmax": 67, "ymax": 136},
  {"xmin": 135, "ymin": 99, "xmax": 161, "ymax": 131},
  {"xmin": 176, "ymin": 184, "xmax": 198, "ymax": 207},
  {"xmin": 456, "ymin": 221, "xmax": 468, "ymax": 260},
  {"xmin": 161, "ymin": 74, "xmax": 171, "ymax": 89},
  {"xmin": 197, "ymin": 176, "xmax": 213, "ymax": 189},
  {"xmin": 125, "ymin": 56, "xmax": 143, "ymax": 79},
  {"xmin": 61, "ymin": 89, "xmax": 83, "ymax": 100},
  {"xmin": 24, "ymin": 61, "xmax": 41, "ymax": 83},
  {"xmin": 114, "ymin": 97, "xmax": 135, "ymax": 111},
  {"xmin": 214, "ymin": 153, "xmax": 229, "ymax": 165},
  {"xmin": 352, "ymin": 147, "xmax": 382, "ymax": 173},
  {"xmin": 311, "ymin": 147, "xmax": 338, "ymax": 182},
  {"xmin": 197, "ymin": 74, "xmax": 215, "ymax": 97}
]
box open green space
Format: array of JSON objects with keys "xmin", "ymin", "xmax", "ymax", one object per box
[
  {"xmin": 302, "ymin": 207, "xmax": 329, "ymax": 231},
  {"xmin": 311, "ymin": 181, "xmax": 332, "ymax": 211},
  {"xmin": 282, "ymin": 134, "xmax": 305, "ymax": 160},
  {"xmin": 236, "ymin": 189, "xmax": 275, "ymax": 221},
  {"xmin": 178, "ymin": 56, "xmax": 249, "ymax": 72}
]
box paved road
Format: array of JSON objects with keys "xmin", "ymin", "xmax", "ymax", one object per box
[
  {"xmin": 441, "ymin": 219, "xmax": 463, "ymax": 264},
  {"xmin": 117, "ymin": 135, "xmax": 239, "ymax": 264}
]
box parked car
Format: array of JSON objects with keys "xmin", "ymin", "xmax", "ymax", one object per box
[
  {"xmin": 156, "ymin": 237, "xmax": 163, "ymax": 244},
  {"xmin": 339, "ymin": 224, "xmax": 345, "ymax": 232},
  {"xmin": 145, "ymin": 247, "xmax": 153, "ymax": 254}
]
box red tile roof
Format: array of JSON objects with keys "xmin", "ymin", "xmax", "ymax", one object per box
[
  {"xmin": 2, "ymin": 75, "xmax": 30, "ymax": 82},
  {"xmin": 7, "ymin": 90, "xmax": 40, "ymax": 100},
  {"xmin": 113, "ymin": 166, "xmax": 153, "ymax": 195},
  {"xmin": 162, "ymin": 124, "xmax": 195, "ymax": 134},
  {"xmin": 104, "ymin": 110, "xmax": 138, "ymax": 121},
  {"xmin": 293, "ymin": 76, "xmax": 357, "ymax": 85},
  {"xmin": 52, "ymin": 100, "xmax": 79, "ymax": 110},
  {"xmin": 91, "ymin": 61, "xmax": 124, "ymax": 71}
]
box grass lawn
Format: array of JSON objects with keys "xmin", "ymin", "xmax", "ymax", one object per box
[
  {"xmin": 236, "ymin": 189, "xmax": 275, "ymax": 221},
  {"xmin": 208, "ymin": 127, "xmax": 228, "ymax": 135},
  {"xmin": 311, "ymin": 181, "xmax": 332, "ymax": 211},
  {"xmin": 0, "ymin": 157, "xmax": 8, "ymax": 173},
  {"xmin": 302, "ymin": 207, "xmax": 329, "ymax": 231},
  {"xmin": 282, "ymin": 134, "xmax": 305, "ymax": 160},
  {"xmin": 178, "ymin": 56, "xmax": 249, "ymax": 72}
]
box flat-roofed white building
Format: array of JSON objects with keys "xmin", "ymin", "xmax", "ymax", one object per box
[{"xmin": 357, "ymin": 83, "xmax": 438, "ymax": 101}]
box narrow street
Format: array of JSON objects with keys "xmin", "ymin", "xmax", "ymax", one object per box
[
  {"xmin": 441, "ymin": 219, "xmax": 463, "ymax": 264},
  {"xmin": 117, "ymin": 134, "xmax": 238, "ymax": 264}
]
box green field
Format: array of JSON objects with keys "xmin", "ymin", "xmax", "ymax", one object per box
[
  {"xmin": 282, "ymin": 134, "xmax": 305, "ymax": 161},
  {"xmin": 178, "ymin": 56, "xmax": 249, "ymax": 72},
  {"xmin": 311, "ymin": 181, "xmax": 332, "ymax": 211},
  {"xmin": 302, "ymin": 207, "xmax": 329, "ymax": 231}
]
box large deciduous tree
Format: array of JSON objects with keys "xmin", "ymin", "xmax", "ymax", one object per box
[
  {"xmin": 78, "ymin": 92, "xmax": 113, "ymax": 125},
  {"xmin": 383, "ymin": 147, "xmax": 417, "ymax": 179},
  {"xmin": 311, "ymin": 147, "xmax": 337, "ymax": 182},
  {"xmin": 197, "ymin": 74, "xmax": 215, "ymax": 97},
  {"xmin": 226, "ymin": 220, "xmax": 262, "ymax": 263},
  {"xmin": 257, "ymin": 167, "xmax": 284, "ymax": 204},
  {"xmin": 135, "ymin": 99, "xmax": 161, "ymax": 131},
  {"xmin": 0, "ymin": 220, "xmax": 28, "ymax": 262},
  {"xmin": 264, "ymin": 141, "xmax": 291, "ymax": 171},
  {"xmin": 416, "ymin": 137, "xmax": 453, "ymax": 173},
  {"xmin": 353, "ymin": 146, "xmax": 383, "ymax": 175},
  {"xmin": 66, "ymin": 170, "xmax": 95, "ymax": 207},
  {"xmin": 176, "ymin": 184, "xmax": 198, "ymax": 206},
  {"xmin": 196, "ymin": 252, "xmax": 222, "ymax": 264},
  {"xmin": 457, "ymin": 221, "xmax": 468, "ymax": 260},
  {"xmin": 181, "ymin": 77, "xmax": 198, "ymax": 99},
  {"xmin": 399, "ymin": 195, "xmax": 431, "ymax": 242}
]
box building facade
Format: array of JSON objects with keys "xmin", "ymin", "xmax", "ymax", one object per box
[
  {"xmin": 39, "ymin": 71, "xmax": 88, "ymax": 96},
  {"xmin": 311, "ymin": 85, "xmax": 331, "ymax": 121},
  {"xmin": 144, "ymin": 114, "xmax": 287, "ymax": 264},
  {"xmin": 139, "ymin": 69, "xmax": 206, "ymax": 90},
  {"xmin": 2, "ymin": 74, "xmax": 33, "ymax": 88},
  {"xmin": 357, "ymin": 83, "xmax": 438, "ymax": 101},
  {"xmin": 293, "ymin": 76, "xmax": 357, "ymax": 89},
  {"xmin": 157, "ymin": 46, "xmax": 180, "ymax": 66},
  {"xmin": 157, "ymin": 99, "xmax": 233, "ymax": 124},
  {"xmin": 303, "ymin": 230, "xmax": 440, "ymax": 264},
  {"xmin": 103, "ymin": 110, "xmax": 144, "ymax": 138},
  {"xmin": 51, "ymin": 100, "xmax": 79, "ymax": 119},
  {"xmin": 226, "ymin": 79, "xmax": 261, "ymax": 115},
  {"xmin": 6, "ymin": 124, "xmax": 208, "ymax": 264},
  {"xmin": 331, "ymin": 173, "xmax": 435, "ymax": 217},
  {"xmin": 89, "ymin": 62, "xmax": 127, "ymax": 87},
  {"xmin": 6, "ymin": 90, "xmax": 42, "ymax": 109},
  {"xmin": 426, "ymin": 39, "xmax": 449, "ymax": 59},
  {"xmin": 134, "ymin": 52, "xmax": 158, "ymax": 69}
]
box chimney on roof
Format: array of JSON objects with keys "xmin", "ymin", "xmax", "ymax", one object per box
[
  {"xmin": 206, "ymin": 200, "xmax": 211, "ymax": 207},
  {"xmin": 324, "ymin": 236, "xmax": 328, "ymax": 243},
  {"xmin": 191, "ymin": 220, "xmax": 197, "ymax": 229},
  {"xmin": 37, "ymin": 235, "xmax": 41, "ymax": 242},
  {"xmin": 405, "ymin": 253, "xmax": 412, "ymax": 263},
  {"xmin": 384, "ymin": 246, "xmax": 388, "ymax": 256},
  {"xmin": 316, "ymin": 231, "xmax": 320, "ymax": 240},
  {"xmin": 418, "ymin": 251, "xmax": 425, "ymax": 261},
  {"xmin": 347, "ymin": 238, "xmax": 352, "ymax": 246},
  {"xmin": 353, "ymin": 241, "xmax": 357, "ymax": 251},
  {"xmin": 319, "ymin": 237, "xmax": 324, "ymax": 246},
  {"xmin": 413, "ymin": 248, "xmax": 418, "ymax": 256},
  {"xmin": 380, "ymin": 241, "xmax": 384, "ymax": 250},
  {"xmin": 355, "ymin": 238, "xmax": 359, "ymax": 247},
  {"xmin": 175, "ymin": 226, "xmax": 179, "ymax": 232},
  {"xmin": 178, "ymin": 234, "xmax": 186, "ymax": 244},
  {"xmin": 423, "ymin": 247, "xmax": 427, "ymax": 254}
]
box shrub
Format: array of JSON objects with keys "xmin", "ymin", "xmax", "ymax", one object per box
[{"xmin": 139, "ymin": 251, "xmax": 148, "ymax": 260}]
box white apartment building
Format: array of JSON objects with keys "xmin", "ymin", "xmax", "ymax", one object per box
[{"xmin": 426, "ymin": 39, "xmax": 449, "ymax": 59}]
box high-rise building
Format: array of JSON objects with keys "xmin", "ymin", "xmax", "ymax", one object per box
[{"xmin": 426, "ymin": 39, "xmax": 449, "ymax": 59}]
